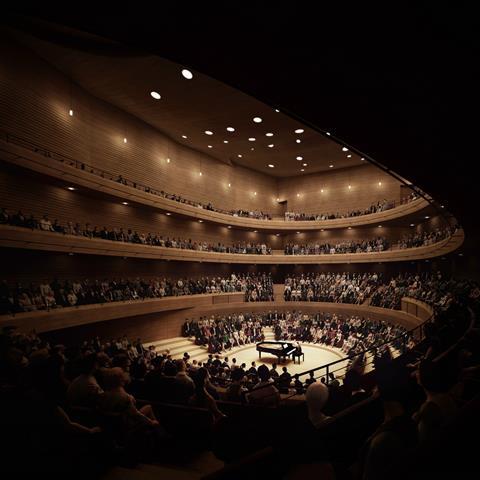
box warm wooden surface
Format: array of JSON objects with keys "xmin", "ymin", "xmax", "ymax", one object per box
[
  {"xmin": 0, "ymin": 139, "xmax": 430, "ymax": 231},
  {"xmin": 0, "ymin": 291, "xmax": 245, "ymax": 334},
  {"xmin": 0, "ymin": 224, "xmax": 464, "ymax": 264}
]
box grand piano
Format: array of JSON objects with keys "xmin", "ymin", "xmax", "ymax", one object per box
[{"xmin": 256, "ymin": 341, "xmax": 299, "ymax": 363}]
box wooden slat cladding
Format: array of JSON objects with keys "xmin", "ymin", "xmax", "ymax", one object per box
[
  {"xmin": 0, "ymin": 165, "xmax": 280, "ymax": 247},
  {"xmin": 0, "ymin": 34, "xmax": 281, "ymax": 216},
  {"xmin": 0, "ymin": 34, "xmax": 405, "ymax": 223},
  {"xmin": 278, "ymin": 164, "xmax": 402, "ymax": 216},
  {"xmin": 22, "ymin": 298, "xmax": 430, "ymax": 345}
]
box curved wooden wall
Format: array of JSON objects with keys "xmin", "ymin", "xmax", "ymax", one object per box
[
  {"xmin": 0, "ymin": 138, "xmax": 430, "ymax": 231},
  {"xmin": 0, "ymin": 224, "xmax": 464, "ymax": 264},
  {"xmin": 0, "ymin": 293, "xmax": 432, "ymax": 343}
]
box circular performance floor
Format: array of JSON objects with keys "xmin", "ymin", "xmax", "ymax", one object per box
[{"xmin": 197, "ymin": 342, "xmax": 347, "ymax": 377}]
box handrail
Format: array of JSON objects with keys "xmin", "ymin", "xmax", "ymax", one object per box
[
  {"xmin": 293, "ymin": 307, "xmax": 433, "ymax": 384},
  {"xmin": 0, "ymin": 128, "xmax": 421, "ymax": 222}
]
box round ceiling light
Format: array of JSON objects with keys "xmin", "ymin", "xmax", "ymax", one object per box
[
  {"xmin": 266, "ymin": 132, "xmax": 274, "ymax": 137},
  {"xmin": 248, "ymin": 137, "xmax": 256, "ymax": 141},
  {"xmin": 342, "ymin": 147, "xmax": 349, "ymax": 152},
  {"xmin": 268, "ymin": 164, "xmax": 274, "ymax": 168},
  {"xmin": 150, "ymin": 91, "xmax": 161, "ymax": 100},
  {"xmin": 205, "ymin": 130, "xmax": 213, "ymax": 135},
  {"xmin": 296, "ymin": 156, "xmax": 303, "ymax": 161},
  {"xmin": 295, "ymin": 128, "xmax": 304, "ymax": 134},
  {"xmin": 238, "ymin": 154, "xmax": 243, "ymax": 157},
  {"xmin": 300, "ymin": 168, "xmax": 305, "ymax": 172},
  {"xmin": 182, "ymin": 135, "xmax": 187, "ymax": 139},
  {"xmin": 303, "ymin": 163, "xmax": 308, "ymax": 166},
  {"xmin": 253, "ymin": 117, "xmax": 262, "ymax": 123},
  {"xmin": 226, "ymin": 126, "xmax": 235, "ymax": 132},
  {"xmin": 296, "ymin": 139, "xmax": 301, "ymax": 143},
  {"xmin": 207, "ymin": 145, "xmax": 213, "ymax": 148},
  {"xmin": 223, "ymin": 140, "xmax": 229, "ymax": 143},
  {"xmin": 181, "ymin": 69, "xmax": 193, "ymax": 79},
  {"xmin": 268, "ymin": 144, "xmax": 274, "ymax": 148},
  {"xmin": 347, "ymin": 154, "xmax": 352, "ymax": 158},
  {"xmin": 329, "ymin": 164, "xmax": 334, "ymax": 168}
]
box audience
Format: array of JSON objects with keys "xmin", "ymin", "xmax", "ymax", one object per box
[{"xmin": 0, "ymin": 273, "xmax": 272, "ymax": 315}]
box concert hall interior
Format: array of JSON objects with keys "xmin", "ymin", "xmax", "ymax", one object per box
[{"xmin": 0, "ymin": 6, "xmax": 479, "ymax": 479}]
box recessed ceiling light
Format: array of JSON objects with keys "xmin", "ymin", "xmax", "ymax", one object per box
[
  {"xmin": 348, "ymin": 185, "xmax": 352, "ymax": 189},
  {"xmin": 297, "ymin": 193, "xmax": 300, "ymax": 197},
  {"xmin": 205, "ymin": 130, "xmax": 213, "ymax": 135},
  {"xmin": 248, "ymin": 137, "xmax": 256, "ymax": 141},
  {"xmin": 250, "ymin": 147, "xmax": 254, "ymax": 150},
  {"xmin": 326, "ymin": 132, "xmax": 331, "ymax": 136},
  {"xmin": 458, "ymin": 253, "xmax": 464, "ymax": 257},
  {"xmin": 268, "ymin": 144, "xmax": 274, "ymax": 148},
  {"xmin": 122, "ymin": 202, "xmax": 128, "ymax": 205},
  {"xmin": 150, "ymin": 91, "xmax": 161, "ymax": 100},
  {"xmin": 275, "ymin": 109, "xmax": 280, "ymax": 112},
  {"xmin": 321, "ymin": 229, "xmax": 324, "ymax": 232},
  {"xmin": 320, "ymin": 189, "xmax": 324, "ymax": 193},
  {"xmin": 303, "ymin": 163, "xmax": 307, "ymax": 166},
  {"xmin": 227, "ymin": 225, "xmax": 232, "ymax": 229},
  {"xmin": 276, "ymin": 233, "xmax": 280, "ymax": 236},
  {"xmin": 342, "ymin": 147, "xmax": 348, "ymax": 152},
  {"xmin": 295, "ymin": 129, "xmax": 304, "ymax": 134},
  {"xmin": 226, "ymin": 127, "xmax": 235, "ymax": 132},
  {"xmin": 223, "ymin": 140, "xmax": 229, "ymax": 143},
  {"xmin": 361, "ymin": 157, "xmax": 365, "ymax": 161},
  {"xmin": 166, "ymin": 158, "xmax": 171, "ymax": 163},
  {"xmin": 208, "ymin": 145, "xmax": 212, "ymax": 148},
  {"xmin": 198, "ymin": 220, "xmax": 203, "ymax": 223},
  {"xmin": 347, "ymin": 154, "xmax": 352, "ymax": 158},
  {"xmin": 300, "ymin": 169, "xmax": 305, "ymax": 172},
  {"xmin": 253, "ymin": 117, "xmax": 262, "ymax": 123},
  {"xmin": 296, "ymin": 139, "xmax": 301, "ymax": 143},
  {"xmin": 181, "ymin": 69, "xmax": 193, "ymax": 79},
  {"xmin": 69, "ymin": 109, "xmax": 74, "ymax": 116},
  {"xmin": 378, "ymin": 225, "xmax": 382, "ymax": 228},
  {"xmin": 441, "ymin": 205, "xmax": 445, "ymax": 208},
  {"xmin": 410, "ymin": 223, "xmax": 415, "ymax": 227},
  {"xmin": 165, "ymin": 212, "xmax": 171, "ymax": 216},
  {"xmin": 254, "ymin": 192, "xmax": 257, "ymax": 195},
  {"xmin": 329, "ymin": 164, "xmax": 334, "ymax": 168},
  {"xmin": 348, "ymin": 226, "xmax": 352, "ymax": 229},
  {"xmin": 297, "ymin": 231, "xmax": 300, "ymax": 234},
  {"xmin": 296, "ymin": 156, "xmax": 303, "ymax": 161},
  {"xmin": 199, "ymin": 172, "xmax": 203, "ymax": 176},
  {"xmin": 228, "ymin": 183, "xmax": 231, "ymax": 187},
  {"xmin": 67, "ymin": 186, "xmax": 75, "ymax": 191},
  {"xmin": 238, "ymin": 154, "xmax": 243, "ymax": 157},
  {"xmin": 266, "ymin": 132, "xmax": 274, "ymax": 137},
  {"xmin": 253, "ymin": 230, "xmax": 258, "ymax": 233},
  {"xmin": 123, "ymin": 137, "xmax": 127, "ymax": 143},
  {"xmin": 268, "ymin": 164, "xmax": 274, "ymax": 168},
  {"xmin": 425, "ymin": 216, "xmax": 430, "ymax": 219},
  {"xmin": 182, "ymin": 135, "xmax": 188, "ymax": 139}
]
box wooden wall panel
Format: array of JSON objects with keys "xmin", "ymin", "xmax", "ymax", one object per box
[
  {"xmin": 0, "ymin": 34, "xmax": 282, "ymax": 216},
  {"xmin": 0, "ymin": 165, "xmax": 281, "ymax": 247},
  {"xmin": 278, "ymin": 164, "xmax": 401, "ymax": 215}
]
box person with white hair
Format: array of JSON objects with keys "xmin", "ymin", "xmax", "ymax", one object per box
[{"xmin": 305, "ymin": 382, "xmax": 331, "ymax": 428}]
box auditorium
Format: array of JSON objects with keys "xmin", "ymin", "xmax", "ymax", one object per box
[{"xmin": 1, "ymin": 8, "xmax": 478, "ymax": 479}]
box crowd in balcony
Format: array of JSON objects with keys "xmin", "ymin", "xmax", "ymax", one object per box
[
  {"xmin": 283, "ymin": 192, "xmax": 418, "ymax": 222},
  {"xmin": 0, "ymin": 208, "xmax": 272, "ymax": 255},
  {"xmin": 284, "ymin": 237, "xmax": 389, "ymax": 255},
  {"xmin": 284, "ymin": 272, "xmax": 383, "ymax": 304},
  {"xmin": 0, "ymin": 273, "xmax": 272, "ymax": 315}
]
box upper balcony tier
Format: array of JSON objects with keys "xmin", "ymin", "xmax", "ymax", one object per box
[
  {"xmin": 0, "ymin": 224, "xmax": 464, "ymax": 264},
  {"xmin": 0, "ymin": 134, "xmax": 431, "ymax": 232}
]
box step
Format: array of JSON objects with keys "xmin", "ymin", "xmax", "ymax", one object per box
[{"xmin": 101, "ymin": 465, "xmax": 200, "ymax": 480}]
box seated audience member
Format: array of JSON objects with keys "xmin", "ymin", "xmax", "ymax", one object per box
[
  {"xmin": 278, "ymin": 366, "xmax": 292, "ymax": 393},
  {"xmin": 305, "ymin": 371, "xmax": 317, "ymax": 387},
  {"xmin": 225, "ymin": 367, "xmax": 248, "ymax": 403},
  {"xmin": 357, "ymin": 366, "xmax": 417, "ymax": 480},
  {"xmin": 305, "ymin": 382, "xmax": 331, "ymax": 428},
  {"xmin": 342, "ymin": 368, "xmax": 369, "ymax": 408},
  {"xmin": 189, "ymin": 367, "xmax": 225, "ymax": 421},
  {"xmin": 173, "ymin": 358, "xmax": 195, "ymax": 403},
  {"xmin": 413, "ymin": 360, "xmax": 459, "ymax": 444},
  {"xmin": 67, "ymin": 353, "xmax": 103, "ymax": 409},
  {"xmin": 247, "ymin": 364, "xmax": 280, "ymax": 407},
  {"xmin": 98, "ymin": 367, "xmax": 159, "ymax": 429}
]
